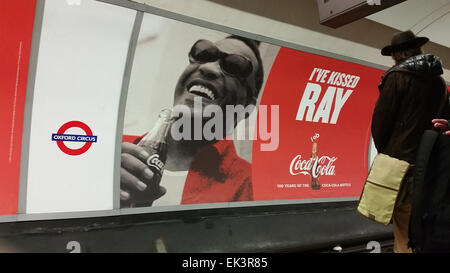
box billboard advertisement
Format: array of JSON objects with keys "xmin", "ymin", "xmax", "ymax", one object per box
[
  {"xmin": 2, "ymin": 0, "xmax": 392, "ymax": 218},
  {"xmin": 119, "ymin": 12, "xmax": 383, "ymax": 209}
]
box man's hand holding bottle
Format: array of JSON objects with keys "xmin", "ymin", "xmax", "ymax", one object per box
[
  {"xmin": 120, "ymin": 142, "xmax": 166, "ymax": 208},
  {"xmin": 120, "ymin": 109, "xmax": 173, "ymax": 208}
]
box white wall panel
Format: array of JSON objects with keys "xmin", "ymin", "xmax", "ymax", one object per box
[{"xmin": 26, "ymin": 0, "xmax": 135, "ymax": 213}]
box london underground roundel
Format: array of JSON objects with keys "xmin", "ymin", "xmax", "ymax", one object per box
[{"xmin": 51, "ymin": 121, "xmax": 98, "ymax": 156}]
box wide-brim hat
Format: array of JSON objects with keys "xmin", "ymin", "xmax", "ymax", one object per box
[{"xmin": 381, "ymin": 30, "xmax": 429, "ymax": 56}]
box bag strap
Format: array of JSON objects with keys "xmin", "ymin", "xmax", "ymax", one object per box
[{"xmin": 409, "ymin": 129, "xmax": 439, "ymax": 250}]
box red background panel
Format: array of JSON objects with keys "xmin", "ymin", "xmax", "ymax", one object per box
[
  {"xmin": 252, "ymin": 47, "xmax": 384, "ymax": 201},
  {"xmin": 0, "ymin": 0, "xmax": 36, "ymax": 215}
]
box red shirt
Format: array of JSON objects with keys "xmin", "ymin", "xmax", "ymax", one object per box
[{"xmin": 181, "ymin": 140, "xmax": 253, "ymax": 204}]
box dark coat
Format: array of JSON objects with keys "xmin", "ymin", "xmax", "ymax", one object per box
[
  {"xmin": 371, "ymin": 54, "xmax": 450, "ymax": 164},
  {"xmin": 409, "ymin": 129, "xmax": 450, "ymax": 252}
]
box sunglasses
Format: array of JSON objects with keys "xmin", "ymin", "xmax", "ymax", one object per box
[{"xmin": 189, "ymin": 39, "xmax": 254, "ymax": 78}]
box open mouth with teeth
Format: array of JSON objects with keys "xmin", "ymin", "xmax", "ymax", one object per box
[{"xmin": 187, "ymin": 84, "xmax": 217, "ymax": 101}]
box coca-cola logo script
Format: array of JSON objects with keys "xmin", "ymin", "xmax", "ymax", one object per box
[
  {"xmin": 147, "ymin": 154, "xmax": 164, "ymax": 171},
  {"xmin": 289, "ymin": 155, "xmax": 337, "ymax": 177}
]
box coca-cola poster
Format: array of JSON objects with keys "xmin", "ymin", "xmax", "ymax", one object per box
[
  {"xmin": 121, "ymin": 12, "xmax": 384, "ymax": 209},
  {"xmin": 252, "ymin": 47, "xmax": 383, "ymax": 200}
]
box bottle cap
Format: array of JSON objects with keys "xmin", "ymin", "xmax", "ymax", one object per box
[{"xmin": 159, "ymin": 108, "xmax": 173, "ymax": 120}]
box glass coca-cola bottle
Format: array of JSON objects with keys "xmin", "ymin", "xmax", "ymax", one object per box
[
  {"xmin": 310, "ymin": 141, "xmax": 321, "ymax": 190},
  {"xmin": 131, "ymin": 108, "xmax": 174, "ymax": 207}
]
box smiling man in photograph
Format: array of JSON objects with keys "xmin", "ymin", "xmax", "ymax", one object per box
[{"xmin": 120, "ymin": 35, "xmax": 264, "ymax": 208}]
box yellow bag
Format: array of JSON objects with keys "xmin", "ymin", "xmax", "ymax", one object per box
[{"xmin": 357, "ymin": 153, "xmax": 411, "ymax": 225}]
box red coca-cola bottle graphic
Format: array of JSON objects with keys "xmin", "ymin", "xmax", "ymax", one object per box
[
  {"xmin": 310, "ymin": 141, "xmax": 321, "ymax": 190},
  {"xmin": 131, "ymin": 108, "xmax": 174, "ymax": 207}
]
